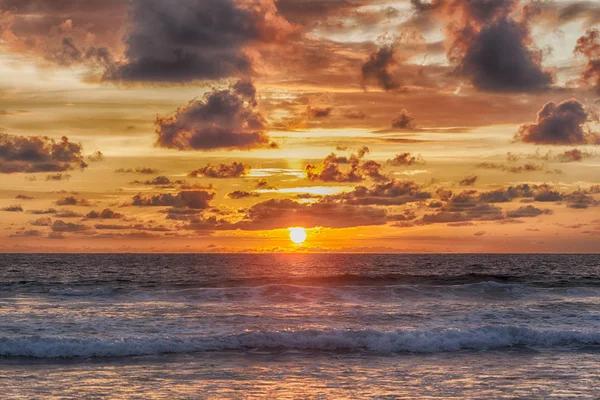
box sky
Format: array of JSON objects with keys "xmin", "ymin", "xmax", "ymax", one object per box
[{"xmin": 0, "ymin": 0, "xmax": 599, "ymax": 253}]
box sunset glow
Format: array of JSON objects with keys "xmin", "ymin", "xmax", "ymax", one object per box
[{"xmin": 0, "ymin": 0, "xmax": 597, "ymax": 254}]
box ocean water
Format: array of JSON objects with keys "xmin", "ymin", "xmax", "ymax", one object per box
[{"xmin": 1, "ymin": 253, "xmax": 599, "ymax": 399}]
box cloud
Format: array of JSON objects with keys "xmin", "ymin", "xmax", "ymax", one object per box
[
  {"xmin": 415, "ymin": 0, "xmax": 553, "ymax": 92},
  {"xmin": 388, "ymin": 152, "xmax": 425, "ymax": 166},
  {"xmin": 31, "ymin": 217, "xmax": 52, "ymax": 227},
  {"xmin": 0, "ymin": 134, "xmax": 87, "ymax": 173},
  {"xmin": 55, "ymin": 197, "xmax": 93, "ymax": 207},
  {"xmin": 189, "ymin": 162, "xmax": 250, "ymax": 178},
  {"xmin": 227, "ymin": 190, "xmax": 259, "ymax": 199},
  {"xmin": 459, "ymin": 175, "xmax": 478, "ymax": 186},
  {"xmin": 51, "ymin": 220, "xmax": 90, "ymax": 233},
  {"xmin": 329, "ymin": 180, "xmax": 431, "ymax": 205},
  {"xmin": 559, "ymin": 2, "xmax": 600, "ymax": 27},
  {"xmin": 10, "ymin": 230, "xmax": 43, "ymax": 238},
  {"xmin": 55, "ymin": 210, "xmax": 84, "ymax": 218},
  {"xmin": 0, "ymin": 0, "xmax": 125, "ymax": 71},
  {"xmin": 1, "ymin": 205, "xmax": 24, "ymax": 212},
  {"xmin": 15, "ymin": 194, "xmax": 34, "ymax": 200},
  {"xmin": 506, "ymin": 205, "xmax": 552, "ymax": 218},
  {"xmin": 361, "ymin": 44, "xmax": 399, "ymax": 91},
  {"xmin": 130, "ymin": 176, "xmax": 185, "ymax": 187},
  {"xmin": 565, "ymin": 191, "xmax": 599, "ymax": 209},
  {"xmin": 556, "ymin": 149, "xmax": 590, "ymax": 162},
  {"xmin": 515, "ymin": 99, "xmax": 599, "ymax": 145},
  {"xmin": 85, "ymin": 209, "xmax": 123, "ymax": 219},
  {"xmin": 187, "ymin": 198, "xmax": 388, "ymax": 231},
  {"xmin": 155, "ymin": 81, "xmax": 275, "ymax": 151},
  {"xmin": 29, "ymin": 208, "xmax": 57, "ymax": 215},
  {"xmin": 132, "ymin": 190, "xmax": 215, "ymax": 209},
  {"xmin": 420, "ymin": 203, "xmax": 505, "ymax": 225},
  {"xmin": 305, "ymin": 148, "xmax": 386, "ymax": 182},
  {"xmin": 46, "ymin": 173, "xmax": 71, "ymax": 181},
  {"xmin": 391, "ymin": 109, "xmax": 415, "ymax": 129},
  {"xmin": 476, "ymin": 162, "xmax": 545, "ymax": 173},
  {"xmin": 574, "ymin": 28, "xmax": 600, "ymax": 92},
  {"xmin": 396, "ymin": 184, "xmax": 567, "ymax": 227},
  {"xmin": 107, "ymin": 0, "xmax": 295, "ymax": 82},
  {"xmin": 308, "ymin": 106, "xmax": 333, "ymax": 119},
  {"xmin": 115, "ymin": 167, "xmax": 161, "ymax": 174},
  {"xmin": 87, "ymin": 151, "xmax": 104, "ymax": 162},
  {"xmin": 255, "ymin": 179, "xmax": 276, "ymax": 190}
]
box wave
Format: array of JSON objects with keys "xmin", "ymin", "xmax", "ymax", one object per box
[
  {"xmin": 49, "ymin": 288, "xmax": 113, "ymax": 296},
  {"xmin": 219, "ymin": 273, "xmax": 600, "ymax": 288},
  {"xmin": 2, "ymin": 326, "xmax": 600, "ymax": 358},
  {"xmin": 101, "ymin": 281, "xmax": 600, "ymax": 304}
]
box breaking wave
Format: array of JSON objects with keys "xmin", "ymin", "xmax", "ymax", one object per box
[{"xmin": 2, "ymin": 326, "xmax": 600, "ymax": 358}]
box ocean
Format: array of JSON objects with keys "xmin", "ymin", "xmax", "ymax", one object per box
[{"xmin": 1, "ymin": 253, "xmax": 599, "ymax": 398}]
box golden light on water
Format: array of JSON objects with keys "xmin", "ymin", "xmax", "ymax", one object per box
[{"xmin": 289, "ymin": 227, "xmax": 307, "ymax": 245}]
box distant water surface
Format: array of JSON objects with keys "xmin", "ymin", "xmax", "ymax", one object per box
[{"xmin": 1, "ymin": 254, "xmax": 599, "ymax": 398}]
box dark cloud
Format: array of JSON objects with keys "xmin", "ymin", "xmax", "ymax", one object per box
[
  {"xmin": 476, "ymin": 162, "xmax": 545, "ymax": 173},
  {"xmin": 305, "ymin": 148, "xmax": 386, "ymax": 182},
  {"xmin": 405, "ymin": 186, "xmax": 556, "ymax": 226},
  {"xmin": 107, "ymin": 0, "xmax": 295, "ymax": 82},
  {"xmin": 15, "ymin": 194, "xmax": 34, "ymax": 200},
  {"xmin": 0, "ymin": 0, "xmax": 125, "ymax": 70},
  {"xmin": 187, "ymin": 198, "xmax": 388, "ymax": 231},
  {"xmin": 132, "ymin": 190, "xmax": 215, "ymax": 209},
  {"xmin": 115, "ymin": 167, "xmax": 161, "ymax": 174},
  {"xmin": 420, "ymin": 203, "xmax": 505, "ymax": 225},
  {"xmin": 93, "ymin": 223, "xmax": 170, "ymax": 232},
  {"xmin": 533, "ymin": 187, "xmax": 563, "ymax": 202},
  {"xmin": 55, "ymin": 210, "xmax": 84, "ymax": 218},
  {"xmin": 556, "ymin": 149, "xmax": 590, "ymax": 163},
  {"xmin": 506, "ymin": 205, "xmax": 552, "ymax": 218},
  {"xmin": 416, "ymin": 0, "xmax": 553, "ymax": 92},
  {"xmin": 1, "ymin": 205, "xmax": 23, "ymax": 212},
  {"xmin": 559, "ymin": 2, "xmax": 600, "ymax": 27},
  {"xmin": 433, "ymin": 183, "xmax": 566, "ymax": 206},
  {"xmin": 308, "ymin": 106, "xmax": 333, "ymax": 119},
  {"xmin": 55, "ymin": 197, "xmax": 92, "ymax": 207},
  {"xmin": 85, "ymin": 209, "xmax": 123, "ymax": 219},
  {"xmin": 189, "ymin": 162, "xmax": 250, "ymax": 178},
  {"xmin": 10, "ymin": 230, "xmax": 42, "ymax": 238},
  {"xmin": 227, "ymin": 190, "xmax": 259, "ymax": 199},
  {"xmin": 344, "ymin": 110, "xmax": 367, "ymax": 120},
  {"xmin": 459, "ymin": 175, "xmax": 478, "ymax": 186},
  {"xmin": 155, "ymin": 81, "xmax": 275, "ymax": 151},
  {"xmin": 361, "ymin": 45, "xmax": 399, "ymax": 91},
  {"xmin": 51, "ymin": 220, "xmax": 90, "ymax": 233},
  {"xmin": 130, "ymin": 176, "xmax": 184, "ymax": 187},
  {"xmin": 46, "ymin": 173, "xmax": 71, "ymax": 181},
  {"xmin": 388, "ymin": 152, "xmax": 425, "ymax": 167},
  {"xmin": 87, "ymin": 151, "xmax": 104, "ymax": 162},
  {"xmin": 255, "ymin": 179, "xmax": 276, "ymax": 190},
  {"xmin": 329, "ymin": 180, "xmax": 431, "ymax": 206},
  {"xmin": 515, "ymin": 99, "xmax": 600, "ymax": 145},
  {"xmin": 29, "ymin": 208, "xmax": 57, "ymax": 215},
  {"xmin": 391, "ymin": 109, "xmax": 415, "ymax": 129},
  {"xmin": 575, "ymin": 28, "xmax": 600, "ymax": 93},
  {"xmin": 0, "ymin": 134, "xmax": 87, "ymax": 173},
  {"xmin": 565, "ymin": 191, "xmax": 599, "ymax": 209},
  {"xmin": 30, "ymin": 217, "xmax": 52, "ymax": 227}
]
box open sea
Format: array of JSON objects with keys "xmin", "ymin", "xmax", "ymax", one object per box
[{"xmin": 1, "ymin": 253, "xmax": 599, "ymax": 399}]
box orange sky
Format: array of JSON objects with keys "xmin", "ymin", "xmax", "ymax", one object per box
[{"xmin": 0, "ymin": 0, "xmax": 599, "ymax": 253}]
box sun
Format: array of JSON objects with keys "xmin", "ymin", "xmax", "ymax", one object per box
[{"xmin": 289, "ymin": 227, "xmax": 307, "ymax": 245}]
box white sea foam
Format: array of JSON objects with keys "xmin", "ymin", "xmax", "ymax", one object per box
[
  {"xmin": 1, "ymin": 327, "xmax": 599, "ymax": 358},
  {"xmin": 49, "ymin": 288, "xmax": 113, "ymax": 296}
]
